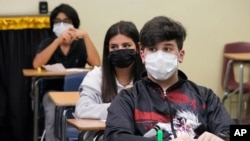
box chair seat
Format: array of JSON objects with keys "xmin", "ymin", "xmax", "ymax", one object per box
[
  {"xmin": 227, "ymin": 82, "xmax": 250, "ymax": 93},
  {"xmin": 223, "ymin": 81, "xmax": 250, "ymax": 100}
]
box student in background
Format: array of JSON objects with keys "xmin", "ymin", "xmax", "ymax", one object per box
[
  {"xmin": 104, "ymin": 16, "xmax": 236, "ymax": 141},
  {"xmin": 32, "ymin": 3, "xmax": 101, "ymax": 141},
  {"xmin": 75, "ymin": 20, "xmax": 145, "ymax": 140}
]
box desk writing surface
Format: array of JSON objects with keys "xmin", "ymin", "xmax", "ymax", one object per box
[
  {"xmin": 49, "ymin": 91, "xmax": 79, "ymax": 106},
  {"xmin": 67, "ymin": 119, "xmax": 106, "ymax": 131},
  {"xmin": 22, "ymin": 69, "xmax": 89, "ymax": 77},
  {"xmin": 224, "ymin": 53, "xmax": 250, "ymax": 61}
]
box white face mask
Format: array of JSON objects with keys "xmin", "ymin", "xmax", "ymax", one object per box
[
  {"xmin": 145, "ymin": 50, "xmax": 178, "ymax": 80},
  {"xmin": 52, "ymin": 22, "xmax": 73, "ymax": 37}
]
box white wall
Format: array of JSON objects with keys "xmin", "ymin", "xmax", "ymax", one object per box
[{"xmin": 1, "ymin": 0, "xmax": 250, "ymax": 99}]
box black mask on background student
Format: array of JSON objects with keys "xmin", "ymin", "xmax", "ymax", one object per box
[{"xmin": 108, "ymin": 49, "xmax": 137, "ymax": 68}]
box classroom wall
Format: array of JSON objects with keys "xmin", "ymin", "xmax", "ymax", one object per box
[{"xmin": 1, "ymin": 0, "xmax": 250, "ymax": 99}]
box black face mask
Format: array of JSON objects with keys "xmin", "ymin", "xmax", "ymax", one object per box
[{"xmin": 108, "ymin": 49, "xmax": 137, "ymax": 68}]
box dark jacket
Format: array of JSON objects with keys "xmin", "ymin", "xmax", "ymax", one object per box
[{"xmin": 104, "ymin": 70, "xmax": 236, "ymax": 141}]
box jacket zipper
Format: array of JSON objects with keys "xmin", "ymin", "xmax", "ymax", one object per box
[
  {"xmin": 163, "ymin": 90, "xmax": 168, "ymax": 104},
  {"xmin": 163, "ymin": 90, "xmax": 167, "ymax": 98}
]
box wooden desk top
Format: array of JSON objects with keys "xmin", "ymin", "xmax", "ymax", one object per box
[
  {"xmin": 22, "ymin": 68, "xmax": 90, "ymax": 77},
  {"xmin": 49, "ymin": 91, "xmax": 79, "ymax": 106},
  {"xmin": 224, "ymin": 53, "xmax": 250, "ymax": 61},
  {"xmin": 67, "ymin": 119, "xmax": 106, "ymax": 131}
]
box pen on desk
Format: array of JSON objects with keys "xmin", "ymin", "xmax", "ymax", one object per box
[{"xmin": 157, "ymin": 129, "xmax": 163, "ymax": 141}]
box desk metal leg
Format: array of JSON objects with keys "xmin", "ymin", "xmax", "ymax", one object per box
[
  {"xmin": 62, "ymin": 108, "xmax": 67, "ymax": 141},
  {"xmin": 33, "ymin": 78, "xmax": 42, "ymax": 141},
  {"xmin": 238, "ymin": 63, "xmax": 244, "ymax": 121},
  {"xmin": 33, "ymin": 76, "xmax": 63, "ymax": 141}
]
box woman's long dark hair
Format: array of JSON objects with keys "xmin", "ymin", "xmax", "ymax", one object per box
[{"xmin": 101, "ymin": 21, "xmax": 145, "ymax": 103}]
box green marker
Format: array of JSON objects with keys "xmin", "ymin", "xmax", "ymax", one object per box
[{"xmin": 157, "ymin": 129, "xmax": 163, "ymax": 141}]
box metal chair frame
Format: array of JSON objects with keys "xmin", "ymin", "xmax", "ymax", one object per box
[{"xmin": 221, "ymin": 42, "xmax": 250, "ymax": 120}]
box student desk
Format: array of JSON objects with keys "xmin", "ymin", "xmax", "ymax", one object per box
[
  {"xmin": 49, "ymin": 91, "xmax": 79, "ymax": 106},
  {"xmin": 49, "ymin": 91, "xmax": 79, "ymax": 141},
  {"xmin": 22, "ymin": 69, "xmax": 86, "ymax": 141},
  {"xmin": 67, "ymin": 119, "xmax": 106, "ymax": 131},
  {"xmin": 67, "ymin": 118, "xmax": 106, "ymax": 140},
  {"xmin": 49, "ymin": 92, "xmax": 106, "ymax": 141},
  {"xmin": 224, "ymin": 53, "xmax": 250, "ymax": 121}
]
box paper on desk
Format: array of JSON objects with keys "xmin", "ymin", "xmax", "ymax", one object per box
[
  {"xmin": 66, "ymin": 68, "xmax": 89, "ymax": 72},
  {"xmin": 42, "ymin": 63, "xmax": 88, "ymax": 72},
  {"xmin": 42, "ymin": 63, "xmax": 66, "ymax": 72}
]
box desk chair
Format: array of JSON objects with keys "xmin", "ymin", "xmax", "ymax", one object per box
[
  {"xmin": 221, "ymin": 42, "xmax": 250, "ymax": 117},
  {"xmin": 55, "ymin": 71, "xmax": 88, "ymax": 141}
]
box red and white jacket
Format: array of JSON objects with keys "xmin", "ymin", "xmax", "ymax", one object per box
[{"xmin": 104, "ymin": 70, "xmax": 236, "ymax": 141}]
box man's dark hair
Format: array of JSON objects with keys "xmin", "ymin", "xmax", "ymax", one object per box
[
  {"xmin": 140, "ymin": 16, "xmax": 187, "ymax": 50},
  {"xmin": 50, "ymin": 3, "xmax": 80, "ymax": 29}
]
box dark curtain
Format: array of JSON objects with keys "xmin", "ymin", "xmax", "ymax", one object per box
[{"xmin": 0, "ymin": 28, "xmax": 49, "ymax": 141}]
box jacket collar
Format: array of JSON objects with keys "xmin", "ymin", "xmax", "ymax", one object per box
[{"xmin": 141, "ymin": 69, "xmax": 188, "ymax": 90}]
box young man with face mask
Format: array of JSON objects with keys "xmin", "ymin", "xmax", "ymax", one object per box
[
  {"xmin": 104, "ymin": 16, "xmax": 236, "ymax": 141},
  {"xmin": 32, "ymin": 3, "xmax": 101, "ymax": 141}
]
